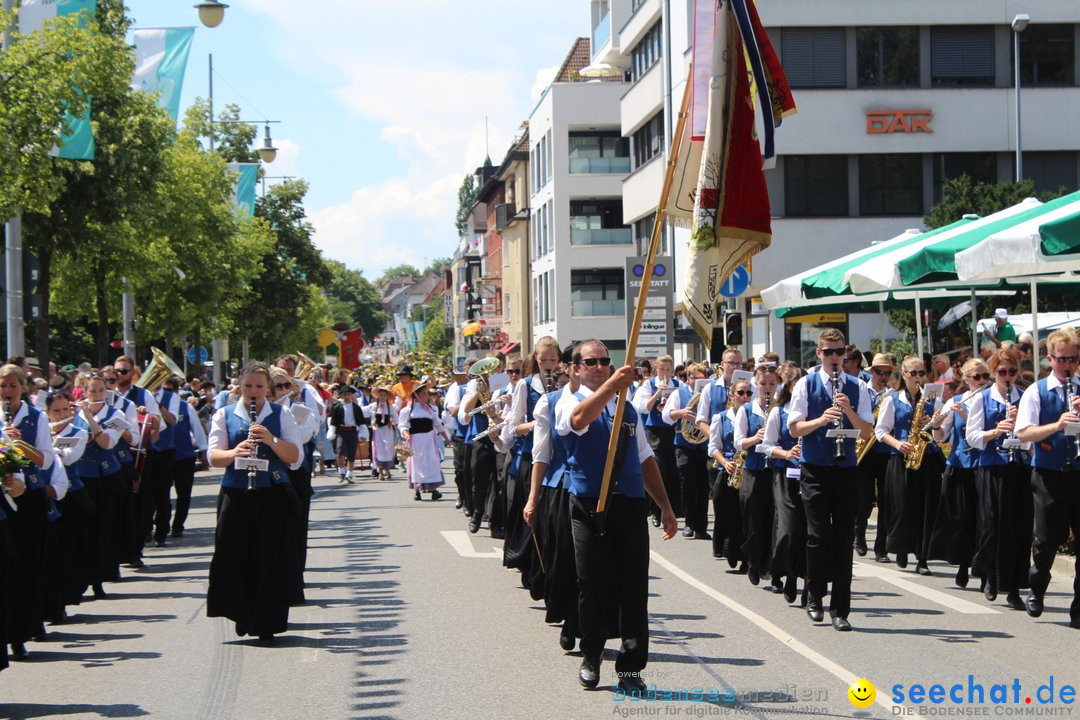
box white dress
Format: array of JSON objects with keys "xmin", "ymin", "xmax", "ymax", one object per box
[
  {"xmin": 364, "ymin": 400, "xmax": 398, "ymax": 466},
  {"xmin": 399, "ymin": 401, "xmax": 448, "ymax": 489}
]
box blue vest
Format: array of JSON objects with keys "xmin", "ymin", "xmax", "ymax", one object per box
[
  {"xmin": 975, "ymin": 387, "xmax": 1016, "ymax": 467},
  {"xmin": 870, "ymin": 390, "xmax": 892, "ymax": 455},
  {"xmin": 221, "ymin": 403, "xmax": 290, "ymax": 489},
  {"xmin": 517, "ymin": 377, "xmax": 543, "ymax": 457},
  {"xmin": 642, "ymin": 377, "xmax": 679, "ymax": 428},
  {"xmin": 55, "ymin": 425, "xmax": 85, "ymax": 493},
  {"xmin": 716, "ymin": 411, "xmax": 736, "ymax": 461},
  {"xmin": 150, "ymin": 389, "xmax": 177, "ymax": 452},
  {"xmin": 1032, "ymin": 378, "xmax": 1078, "ymax": 470},
  {"xmin": 673, "ymin": 384, "xmax": 706, "ymax": 449},
  {"xmin": 543, "ymin": 388, "xmax": 568, "ymax": 489},
  {"xmin": 112, "ymin": 396, "xmax": 135, "ymax": 464},
  {"xmin": 15, "ymin": 405, "xmax": 43, "ymax": 489},
  {"xmin": 564, "ymin": 394, "xmax": 644, "ymax": 499},
  {"xmin": 452, "ymin": 382, "xmax": 469, "ymax": 439},
  {"xmin": 946, "ymin": 397, "xmax": 978, "ymax": 469},
  {"xmin": 173, "ymin": 402, "xmax": 196, "ymax": 461},
  {"xmin": 772, "ymin": 406, "xmax": 801, "ymax": 470},
  {"xmin": 73, "ymin": 407, "xmax": 122, "ymax": 478},
  {"xmin": 708, "ymin": 380, "xmax": 729, "ymax": 419},
  {"xmin": 39, "ymin": 462, "xmax": 62, "ymax": 522},
  {"xmin": 741, "ymin": 404, "xmax": 767, "ymax": 472},
  {"xmin": 800, "ymin": 372, "xmax": 862, "ymax": 468},
  {"xmin": 464, "ymin": 388, "xmax": 491, "ymax": 444}
]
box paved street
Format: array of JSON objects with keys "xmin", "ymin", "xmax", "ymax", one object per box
[{"xmin": 2, "ymin": 456, "xmax": 1078, "ymax": 720}]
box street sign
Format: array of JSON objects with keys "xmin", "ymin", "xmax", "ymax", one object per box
[
  {"xmin": 187, "ymin": 345, "xmax": 209, "ymax": 364},
  {"xmin": 719, "ymin": 265, "xmax": 750, "ymax": 298},
  {"xmin": 626, "ymin": 256, "xmax": 674, "ymax": 359}
]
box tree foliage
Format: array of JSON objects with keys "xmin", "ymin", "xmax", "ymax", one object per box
[
  {"xmin": 924, "ymin": 176, "xmax": 1059, "ymax": 230},
  {"xmin": 455, "ymin": 173, "xmax": 478, "ymax": 237},
  {"xmin": 417, "ymin": 310, "xmax": 450, "ymax": 355},
  {"xmin": 375, "ymin": 264, "xmax": 420, "ymax": 288},
  {"xmin": 325, "ymin": 260, "xmax": 389, "ymax": 339}
]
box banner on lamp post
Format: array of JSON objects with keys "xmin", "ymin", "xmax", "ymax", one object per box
[{"xmin": 132, "ymin": 27, "xmax": 196, "ymax": 123}]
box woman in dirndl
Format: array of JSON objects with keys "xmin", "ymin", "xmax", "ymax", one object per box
[
  {"xmin": 399, "ymin": 380, "xmax": 449, "ymax": 501},
  {"xmin": 207, "ymin": 362, "xmax": 303, "ymax": 645},
  {"xmin": 365, "ymin": 386, "xmax": 398, "ymax": 480}
]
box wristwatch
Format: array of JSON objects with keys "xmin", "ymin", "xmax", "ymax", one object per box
[{"xmin": 271, "ymin": 435, "xmax": 279, "ymax": 447}]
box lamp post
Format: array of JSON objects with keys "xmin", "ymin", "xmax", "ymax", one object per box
[
  {"xmin": 1012, "ymin": 13, "xmax": 1030, "ymax": 182},
  {"xmin": 195, "ymin": 1, "xmax": 228, "ymax": 29}
]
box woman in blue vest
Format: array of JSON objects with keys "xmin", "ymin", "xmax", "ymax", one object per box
[
  {"xmin": 928, "ymin": 358, "xmax": 990, "ymax": 590},
  {"xmin": 74, "ymin": 374, "xmax": 127, "ymax": 597},
  {"xmin": 45, "ymin": 392, "xmax": 90, "ymax": 615},
  {"xmin": 763, "ymin": 371, "xmax": 806, "ymax": 605},
  {"xmin": 662, "ymin": 363, "xmax": 711, "ymax": 540},
  {"xmin": 1, "ymin": 363, "xmax": 56, "ymax": 659},
  {"xmin": 735, "ymin": 366, "xmax": 778, "ymax": 588},
  {"xmin": 707, "ymin": 378, "xmax": 750, "ymax": 570},
  {"xmin": 102, "ymin": 365, "xmax": 142, "ymax": 569},
  {"xmin": 207, "ymin": 362, "xmax": 303, "ymax": 645},
  {"xmin": 966, "ymin": 348, "xmax": 1031, "ymax": 609},
  {"xmin": 875, "ymin": 356, "xmax": 943, "ymax": 574}
]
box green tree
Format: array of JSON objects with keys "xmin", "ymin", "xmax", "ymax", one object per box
[
  {"xmin": 454, "ymin": 173, "xmax": 478, "ymax": 237},
  {"xmin": 180, "ymin": 98, "xmax": 259, "ymax": 163},
  {"xmin": 417, "ymin": 312, "xmax": 450, "ymax": 355},
  {"xmin": 924, "ymin": 176, "xmax": 1059, "ymax": 230},
  {"xmin": 325, "ymin": 260, "xmax": 390, "ymax": 338},
  {"xmin": 375, "ymin": 263, "xmax": 420, "ymax": 288}
]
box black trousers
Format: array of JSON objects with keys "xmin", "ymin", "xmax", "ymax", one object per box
[
  {"xmin": 974, "ymin": 464, "xmax": 1032, "ymax": 593},
  {"xmin": 675, "ymin": 446, "xmax": 709, "ymax": 533},
  {"xmin": 710, "ymin": 469, "xmax": 744, "ymax": 563},
  {"xmin": 856, "ymin": 451, "xmax": 890, "ymax": 555},
  {"xmin": 571, "ymin": 494, "xmax": 649, "ymax": 673},
  {"xmin": 470, "ymin": 438, "xmax": 500, "ymax": 530},
  {"xmin": 646, "ymin": 426, "xmax": 681, "ymax": 518},
  {"xmin": 171, "ymin": 457, "xmax": 197, "ymax": 533},
  {"xmin": 800, "ymin": 463, "xmax": 857, "ymax": 619},
  {"xmin": 452, "ymin": 437, "xmax": 472, "ymax": 515},
  {"xmin": 1028, "ymin": 468, "xmax": 1080, "ymax": 617},
  {"xmin": 114, "ymin": 461, "xmax": 136, "ymax": 564},
  {"xmin": 740, "ymin": 468, "xmax": 774, "ymax": 575},
  {"xmin": 146, "ymin": 449, "xmax": 176, "ymax": 545},
  {"xmin": 771, "ymin": 468, "xmax": 806, "ymax": 580}
]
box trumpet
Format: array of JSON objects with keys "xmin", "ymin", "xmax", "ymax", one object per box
[{"xmin": 247, "ymin": 397, "xmax": 259, "ymax": 488}]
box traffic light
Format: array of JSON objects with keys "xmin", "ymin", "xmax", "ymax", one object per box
[{"xmin": 723, "ymin": 311, "xmax": 743, "ymax": 347}]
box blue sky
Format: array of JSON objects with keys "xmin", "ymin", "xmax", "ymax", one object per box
[{"xmin": 125, "ymin": 0, "xmax": 585, "ymax": 277}]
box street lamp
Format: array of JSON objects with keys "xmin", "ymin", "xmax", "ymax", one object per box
[
  {"xmin": 195, "ymin": 1, "xmax": 228, "ymax": 29},
  {"xmin": 257, "ymin": 123, "xmax": 278, "ymax": 164},
  {"xmin": 1012, "ymin": 13, "xmax": 1030, "ymax": 182}
]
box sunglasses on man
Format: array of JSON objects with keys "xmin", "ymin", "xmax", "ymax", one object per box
[{"xmin": 578, "ymin": 357, "xmax": 612, "ymax": 367}]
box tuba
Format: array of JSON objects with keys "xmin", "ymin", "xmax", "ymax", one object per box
[
  {"xmin": 678, "ymin": 392, "xmax": 708, "ymax": 445},
  {"xmin": 137, "ymin": 346, "xmax": 184, "ymax": 394},
  {"xmin": 295, "ymin": 351, "xmax": 318, "ymax": 381},
  {"xmin": 467, "ymin": 357, "xmax": 500, "ymax": 416}
]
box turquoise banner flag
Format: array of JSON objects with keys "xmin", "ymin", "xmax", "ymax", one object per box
[
  {"xmin": 19, "ymin": 0, "xmax": 97, "ymax": 160},
  {"xmin": 132, "ymin": 28, "xmax": 196, "ymax": 122},
  {"xmin": 229, "ymin": 163, "xmax": 260, "ymax": 216}
]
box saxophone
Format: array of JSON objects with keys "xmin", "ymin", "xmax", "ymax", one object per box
[
  {"xmin": 855, "ymin": 398, "xmax": 883, "ymax": 465},
  {"xmin": 727, "ymin": 450, "xmax": 747, "ymax": 489},
  {"xmin": 904, "ymin": 390, "xmax": 933, "ymax": 471},
  {"xmin": 678, "ymin": 392, "xmax": 708, "ymax": 444}
]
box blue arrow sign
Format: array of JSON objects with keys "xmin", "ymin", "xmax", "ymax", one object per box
[
  {"xmin": 719, "ymin": 265, "xmax": 750, "ymax": 298},
  {"xmin": 187, "ymin": 345, "xmax": 209, "ymax": 364}
]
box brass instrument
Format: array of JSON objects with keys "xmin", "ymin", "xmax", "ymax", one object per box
[
  {"xmin": 831, "ymin": 369, "xmax": 847, "ymax": 462},
  {"xmin": 678, "ymin": 392, "xmax": 708, "ymax": 445},
  {"xmin": 904, "ymin": 390, "xmax": 933, "ymax": 471},
  {"xmin": 136, "ymin": 346, "xmax": 184, "ymax": 394},
  {"xmin": 467, "ymin": 357, "xmax": 500, "ymax": 418},
  {"xmin": 727, "ymin": 450, "xmax": 747, "ymax": 489},
  {"xmin": 247, "ymin": 397, "xmax": 259, "ymax": 488},
  {"xmin": 855, "ymin": 396, "xmax": 884, "ymax": 465},
  {"xmin": 295, "ymin": 351, "xmax": 318, "ymax": 381}
]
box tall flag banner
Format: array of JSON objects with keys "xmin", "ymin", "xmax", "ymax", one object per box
[
  {"xmin": 228, "ymin": 162, "xmax": 259, "ymax": 215},
  {"xmin": 19, "ymin": 0, "xmax": 96, "ymax": 160},
  {"xmin": 132, "ymin": 28, "xmax": 195, "ymax": 123},
  {"xmin": 681, "ymin": 0, "xmax": 796, "ymax": 344},
  {"xmin": 669, "ymin": 0, "xmax": 717, "ymax": 223},
  {"xmin": 339, "ymin": 328, "xmax": 365, "ymax": 370}
]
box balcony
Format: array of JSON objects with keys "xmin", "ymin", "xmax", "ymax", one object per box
[
  {"xmin": 569, "ymin": 156, "xmax": 631, "ymax": 174},
  {"xmin": 572, "ymin": 299, "xmax": 624, "ymax": 316},
  {"xmin": 592, "ymin": 12, "xmax": 611, "ymax": 57},
  {"xmin": 570, "ymin": 227, "xmax": 633, "ymax": 246},
  {"xmin": 495, "ymin": 203, "xmax": 513, "ymax": 230}
]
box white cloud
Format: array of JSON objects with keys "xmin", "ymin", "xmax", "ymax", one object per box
[
  {"xmin": 531, "ymin": 65, "xmax": 560, "ymax": 104},
  {"xmin": 267, "ymin": 137, "xmax": 300, "ymax": 179}
]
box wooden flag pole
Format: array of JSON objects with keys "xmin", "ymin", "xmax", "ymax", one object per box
[{"xmin": 594, "ymin": 78, "xmax": 693, "ymax": 531}]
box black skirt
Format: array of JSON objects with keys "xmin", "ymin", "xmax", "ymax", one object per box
[
  {"xmin": 972, "ymin": 464, "xmax": 1033, "ymax": 592},
  {"xmin": 502, "ymin": 454, "xmax": 533, "ymax": 571},
  {"xmin": 8, "ymin": 488, "xmax": 50, "ymax": 644},
  {"xmin": 928, "ymin": 465, "xmax": 977, "ymax": 564},
  {"xmin": 55, "ymin": 488, "xmax": 97, "ymax": 607},
  {"xmin": 82, "ymin": 472, "xmax": 121, "ymax": 585},
  {"xmin": 207, "ymin": 483, "xmax": 304, "ymax": 638},
  {"xmin": 542, "ymin": 486, "xmax": 576, "ymax": 627},
  {"xmin": 739, "ymin": 467, "xmax": 774, "ymax": 575},
  {"xmin": 885, "ymin": 451, "xmax": 944, "ymax": 560},
  {"xmin": 770, "ymin": 468, "xmax": 806, "ymax": 579},
  {"xmin": 710, "ymin": 469, "xmax": 744, "ymax": 564},
  {"xmin": 0, "ymin": 516, "xmax": 13, "ymax": 673}
]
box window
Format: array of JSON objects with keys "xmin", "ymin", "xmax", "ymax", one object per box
[
  {"xmin": 629, "ymin": 21, "xmax": 663, "ymax": 82},
  {"xmin": 570, "ymin": 200, "xmax": 630, "ymax": 246},
  {"xmin": 505, "ymin": 292, "xmax": 511, "ymax": 323},
  {"xmin": 632, "ymin": 216, "xmax": 655, "ymax": 256},
  {"xmin": 784, "ymin": 155, "xmax": 849, "ymax": 216},
  {"xmin": 569, "ymin": 131, "xmax": 630, "ymax": 174},
  {"xmin": 857, "ymin": 27, "xmax": 919, "ymax": 87},
  {"xmin": 631, "ymin": 111, "xmax": 664, "ymax": 169},
  {"xmin": 1023, "ymin": 151, "xmax": 1078, "ymax": 194},
  {"xmin": 781, "ymin": 27, "xmax": 846, "ymax": 88},
  {"xmin": 502, "ymin": 235, "xmax": 509, "ymax": 267},
  {"xmin": 536, "ymin": 270, "xmax": 554, "ymax": 324},
  {"xmin": 545, "ymin": 130, "xmax": 553, "ymax": 185},
  {"xmin": 859, "ymin": 155, "xmax": 923, "ymax": 216},
  {"xmin": 1019, "ymin": 24, "xmax": 1075, "ymax": 86},
  {"xmin": 933, "ymin": 153, "xmax": 997, "ymax": 203},
  {"xmin": 571, "ymin": 269, "xmax": 624, "ymax": 317},
  {"xmin": 931, "ymin": 26, "xmax": 995, "ymax": 87}
]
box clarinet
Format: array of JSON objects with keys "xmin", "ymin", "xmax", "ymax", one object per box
[
  {"xmin": 247, "ymin": 397, "xmax": 259, "ymax": 489},
  {"xmin": 1067, "ymin": 376, "xmax": 1080, "ymax": 463},
  {"xmin": 831, "ymin": 369, "xmax": 847, "ymax": 462},
  {"xmin": 1004, "ymin": 382, "xmax": 1018, "ymax": 465},
  {"xmin": 544, "ymin": 369, "xmax": 555, "ymax": 393}
]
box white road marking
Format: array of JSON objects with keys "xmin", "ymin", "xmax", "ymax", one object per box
[
  {"xmin": 440, "ymin": 530, "xmax": 502, "ymax": 558},
  {"xmin": 650, "ymin": 549, "xmax": 899, "ymax": 715},
  {"xmin": 853, "ymin": 561, "xmax": 999, "ymax": 615}
]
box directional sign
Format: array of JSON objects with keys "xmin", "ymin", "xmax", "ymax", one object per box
[
  {"xmin": 187, "ymin": 345, "xmax": 209, "ymax": 364},
  {"xmin": 626, "ymin": 256, "xmax": 674, "ymax": 359},
  {"xmin": 719, "ymin": 264, "xmax": 750, "ymax": 298}
]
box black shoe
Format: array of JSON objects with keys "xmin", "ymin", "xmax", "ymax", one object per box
[
  {"xmin": 126, "ymin": 559, "xmax": 145, "ymax": 569},
  {"xmin": 155, "ymin": 539, "xmax": 166, "ymax": 548},
  {"xmin": 770, "ymin": 577, "xmax": 784, "ymax": 594},
  {"xmin": 896, "ymin": 553, "xmax": 908, "ymax": 569},
  {"xmin": 916, "ymin": 562, "xmax": 932, "ymax": 576},
  {"xmin": 726, "ymin": 556, "xmax": 738, "ymax": 569},
  {"xmin": 806, "ymin": 601, "xmax": 824, "ymax": 623},
  {"xmin": 171, "ymin": 528, "xmax": 184, "ymax": 538},
  {"xmin": 414, "ymin": 490, "xmax": 422, "ymax": 501},
  {"xmin": 1069, "ymin": 617, "xmax": 1080, "ymax": 629},
  {"xmin": 955, "ymin": 565, "xmax": 969, "ymax": 589},
  {"xmin": 650, "ymin": 515, "xmax": 661, "ymax": 528},
  {"xmin": 783, "ymin": 576, "xmax": 797, "ymax": 604},
  {"xmin": 747, "ymin": 566, "xmax": 760, "ymax": 586},
  {"xmin": 618, "ymin": 673, "xmax": 648, "ymax": 695},
  {"xmin": 854, "ymin": 535, "xmax": 867, "ymax": 557},
  {"xmin": 454, "ymin": 500, "xmax": 463, "ymax": 509},
  {"xmin": 874, "ymin": 553, "xmax": 891, "ymax": 564},
  {"xmin": 694, "ymin": 530, "xmax": 711, "ymax": 540},
  {"xmin": 984, "ymin": 581, "xmax": 998, "ymax": 602},
  {"xmin": 10, "ymin": 642, "xmax": 27, "ymax": 660},
  {"xmin": 1025, "ymin": 593, "xmax": 1044, "ymax": 618},
  {"xmin": 579, "ymin": 656, "xmax": 601, "ymax": 689},
  {"xmin": 431, "ymin": 490, "xmax": 442, "ymax": 501},
  {"xmin": 681, "ymin": 526, "xmax": 695, "ymax": 538},
  {"xmin": 735, "ymin": 561, "xmax": 748, "ymax": 575},
  {"xmin": 257, "ymin": 634, "xmax": 276, "ymax": 647},
  {"xmin": 559, "ymin": 627, "xmax": 575, "ymax": 652},
  {"xmin": 1005, "ymin": 590, "xmax": 1023, "ymax": 610},
  {"xmin": 468, "ymin": 518, "xmax": 480, "ymax": 534},
  {"xmin": 490, "ymin": 529, "xmax": 506, "ymax": 540},
  {"xmin": 832, "ymin": 616, "xmax": 852, "ymax": 632},
  {"xmin": 92, "ymin": 583, "xmax": 107, "ymax": 599}
]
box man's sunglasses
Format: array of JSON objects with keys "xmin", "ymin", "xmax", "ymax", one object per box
[
  {"xmin": 872, "ymin": 368, "xmax": 892, "ymax": 377},
  {"xmin": 579, "ymin": 357, "xmax": 612, "ymax": 367},
  {"xmin": 116, "ymin": 368, "xmax": 131, "ymax": 375},
  {"xmin": 819, "ymin": 348, "xmax": 845, "ymax": 357}
]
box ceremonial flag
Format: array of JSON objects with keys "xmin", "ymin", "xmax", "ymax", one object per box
[
  {"xmin": 228, "ymin": 162, "xmax": 259, "ymax": 215},
  {"xmin": 339, "ymin": 328, "xmax": 365, "ymax": 370},
  {"xmin": 132, "ymin": 28, "xmax": 196, "ymax": 122},
  {"xmin": 680, "ymin": 0, "xmax": 795, "ymax": 344},
  {"xmin": 19, "ymin": 0, "xmax": 96, "ymax": 160}
]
